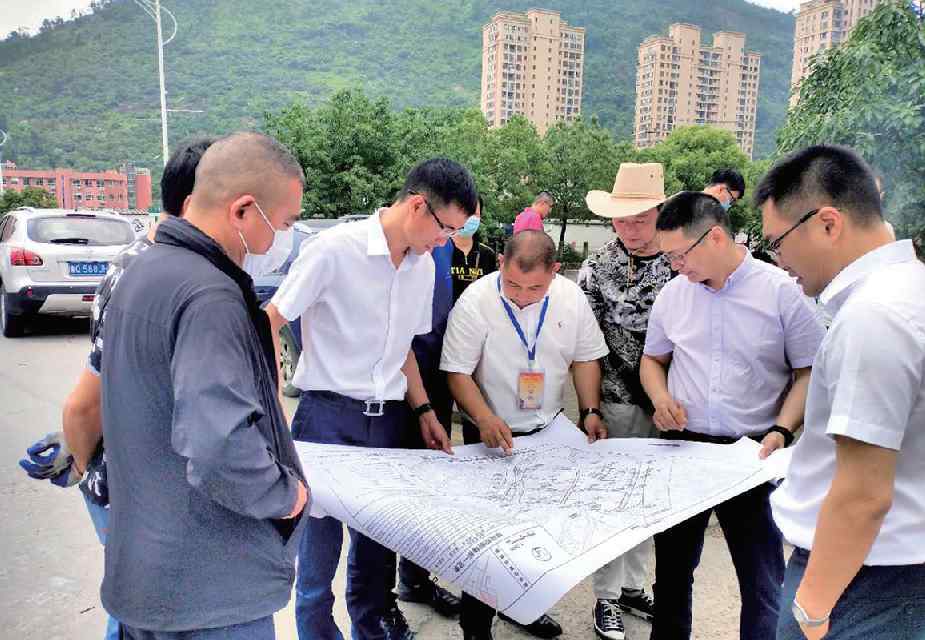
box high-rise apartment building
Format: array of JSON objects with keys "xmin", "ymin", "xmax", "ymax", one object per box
[
  {"xmin": 790, "ymin": 0, "xmax": 884, "ymax": 102},
  {"xmin": 481, "ymin": 9, "xmax": 585, "ymax": 135},
  {"xmin": 634, "ymin": 24, "xmax": 761, "ymax": 158}
]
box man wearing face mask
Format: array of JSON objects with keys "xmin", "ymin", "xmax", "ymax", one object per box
[
  {"xmin": 441, "ymin": 230, "xmax": 610, "ymax": 640},
  {"xmin": 450, "ymin": 196, "xmax": 498, "ymax": 303},
  {"xmin": 703, "ymin": 168, "xmax": 745, "ymax": 213},
  {"xmin": 265, "ymin": 158, "xmax": 478, "ymax": 640},
  {"xmin": 97, "ymin": 132, "xmax": 309, "ymax": 640},
  {"xmin": 578, "ymin": 163, "xmax": 671, "ymax": 640}
]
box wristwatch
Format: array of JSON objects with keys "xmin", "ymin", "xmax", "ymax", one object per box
[
  {"xmin": 579, "ymin": 408, "xmax": 604, "ymax": 421},
  {"xmin": 792, "ymin": 598, "xmax": 829, "ymax": 627},
  {"xmin": 766, "ymin": 424, "xmax": 795, "ymax": 447},
  {"xmin": 412, "ymin": 402, "xmax": 433, "ymax": 418}
]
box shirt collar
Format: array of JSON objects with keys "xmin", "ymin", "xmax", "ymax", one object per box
[
  {"xmin": 366, "ymin": 208, "xmax": 390, "ymax": 257},
  {"xmin": 819, "ymin": 240, "xmax": 917, "ymax": 315}
]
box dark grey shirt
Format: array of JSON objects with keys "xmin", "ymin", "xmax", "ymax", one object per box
[{"xmin": 99, "ymin": 217, "xmax": 305, "ymax": 631}]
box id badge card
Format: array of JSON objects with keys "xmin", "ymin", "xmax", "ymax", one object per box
[{"xmin": 517, "ymin": 368, "xmax": 545, "ymax": 411}]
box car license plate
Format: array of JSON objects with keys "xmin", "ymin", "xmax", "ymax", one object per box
[{"xmin": 68, "ymin": 261, "xmax": 109, "ymax": 276}]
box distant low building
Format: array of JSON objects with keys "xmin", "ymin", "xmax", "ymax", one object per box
[{"xmin": 0, "ymin": 161, "xmax": 151, "ymax": 211}]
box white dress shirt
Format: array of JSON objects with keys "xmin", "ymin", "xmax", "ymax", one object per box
[
  {"xmin": 644, "ymin": 252, "xmax": 825, "ymax": 437},
  {"xmin": 441, "ymin": 272, "xmax": 609, "ymax": 433},
  {"xmin": 271, "ymin": 210, "xmax": 434, "ymax": 401},
  {"xmin": 771, "ymin": 240, "xmax": 925, "ymax": 565}
]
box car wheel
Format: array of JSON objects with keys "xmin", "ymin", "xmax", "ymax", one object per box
[
  {"xmin": 1, "ymin": 284, "xmax": 26, "ymax": 338},
  {"xmin": 279, "ymin": 323, "xmax": 301, "ymax": 398}
]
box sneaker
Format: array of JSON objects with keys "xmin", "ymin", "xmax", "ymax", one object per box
[
  {"xmin": 594, "ymin": 599, "xmax": 626, "ymax": 640},
  {"xmin": 618, "ymin": 588, "xmax": 655, "ymax": 622},
  {"xmin": 381, "ymin": 605, "xmax": 416, "ymax": 640},
  {"xmin": 497, "ymin": 612, "xmax": 562, "ymax": 638},
  {"xmin": 397, "ymin": 578, "xmax": 461, "ymax": 617}
]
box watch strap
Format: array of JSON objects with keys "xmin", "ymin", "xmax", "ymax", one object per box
[
  {"xmin": 579, "ymin": 408, "xmax": 603, "ymax": 420},
  {"xmin": 766, "ymin": 425, "xmax": 795, "ymax": 447},
  {"xmin": 412, "ymin": 402, "xmax": 433, "ymax": 418}
]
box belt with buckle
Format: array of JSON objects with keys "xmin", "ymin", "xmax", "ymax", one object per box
[{"xmin": 309, "ymin": 391, "xmax": 402, "ymax": 417}]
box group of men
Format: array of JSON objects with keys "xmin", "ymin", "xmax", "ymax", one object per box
[{"xmin": 19, "ymin": 131, "xmax": 924, "ymax": 640}]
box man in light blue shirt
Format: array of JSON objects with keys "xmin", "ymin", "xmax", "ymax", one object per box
[{"xmin": 639, "ymin": 191, "xmax": 825, "ymax": 640}]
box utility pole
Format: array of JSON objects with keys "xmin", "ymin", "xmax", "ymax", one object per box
[
  {"xmin": 155, "ymin": 0, "xmax": 169, "ymax": 167},
  {"xmin": 0, "ymin": 130, "xmax": 7, "ymax": 196}
]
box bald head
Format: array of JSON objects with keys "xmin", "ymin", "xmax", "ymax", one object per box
[
  {"xmin": 504, "ymin": 230, "xmax": 557, "ymax": 273},
  {"xmin": 190, "ymin": 132, "xmax": 305, "ymax": 211}
]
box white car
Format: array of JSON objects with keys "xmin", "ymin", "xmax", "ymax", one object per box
[{"xmin": 0, "ymin": 208, "xmax": 135, "ymax": 337}]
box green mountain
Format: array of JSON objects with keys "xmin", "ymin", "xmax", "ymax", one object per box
[{"xmin": 0, "ymin": 0, "xmax": 794, "ymax": 187}]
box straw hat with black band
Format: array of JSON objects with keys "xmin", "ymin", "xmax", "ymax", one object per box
[{"xmin": 586, "ymin": 163, "xmax": 667, "ymax": 219}]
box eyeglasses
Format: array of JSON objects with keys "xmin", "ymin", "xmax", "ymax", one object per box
[
  {"xmin": 764, "ymin": 209, "xmax": 819, "ymax": 262},
  {"xmin": 664, "ymin": 226, "xmax": 714, "ymax": 265},
  {"xmin": 720, "ymin": 185, "xmax": 738, "ymax": 206},
  {"xmin": 410, "ymin": 191, "xmax": 461, "ymax": 238}
]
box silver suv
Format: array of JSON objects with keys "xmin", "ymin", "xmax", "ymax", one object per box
[{"xmin": 0, "ymin": 208, "xmax": 135, "ymax": 337}]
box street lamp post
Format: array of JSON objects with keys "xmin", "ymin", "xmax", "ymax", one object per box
[{"xmin": 134, "ymin": 0, "xmax": 177, "ymax": 167}]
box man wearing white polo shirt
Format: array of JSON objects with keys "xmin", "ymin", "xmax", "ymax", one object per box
[
  {"xmin": 266, "ymin": 158, "xmax": 478, "ymax": 640},
  {"xmin": 441, "ymin": 230, "xmax": 610, "ymax": 640},
  {"xmin": 639, "ymin": 191, "xmax": 825, "ymax": 640},
  {"xmin": 757, "ymin": 145, "xmax": 925, "ymax": 640}
]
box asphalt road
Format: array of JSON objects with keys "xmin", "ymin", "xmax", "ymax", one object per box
[{"xmin": 1, "ymin": 319, "xmax": 752, "ymax": 640}]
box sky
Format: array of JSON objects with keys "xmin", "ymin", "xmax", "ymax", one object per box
[{"xmin": 0, "ymin": 0, "xmax": 803, "ymax": 35}]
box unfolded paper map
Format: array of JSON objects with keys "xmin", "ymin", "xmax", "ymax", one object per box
[{"xmin": 295, "ymin": 415, "xmax": 790, "ymax": 623}]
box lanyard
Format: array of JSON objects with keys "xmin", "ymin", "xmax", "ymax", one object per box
[{"xmin": 497, "ymin": 274, "xmax": 549, "ymax": 363}]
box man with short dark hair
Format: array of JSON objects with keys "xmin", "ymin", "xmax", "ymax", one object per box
[
  {"xmin": 18, "ymin": 137, "xmax": 216, "ymax": 640},
  {"xmin": 703, "ymin": 168, "xmax": 746, "ymax": 212},
  {"xmin": 100, "ymin": 132, "xmax": 309, "ymax": 639},
  {"xmin": 266, "ymin": 157, "xmax": 478, "ymax": 640},
  {"xmin": 756, "ymin": 145, "xmax": 925, "ymax": 640},
  {"xmin": 513, "ymin": 192, "xmax": 555, "ymax": 234},
  {"xmin": 639, "ymin": 191, "xmax": 825, "ymax": 640},
  {"xmin": 442, "ymin": 230, "xmax": 610, "ymax": 640}
]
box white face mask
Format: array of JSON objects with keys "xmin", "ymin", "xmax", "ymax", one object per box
[{"xmin": 239, "ymin": 201, "xmax": 293, "ymax": 277}]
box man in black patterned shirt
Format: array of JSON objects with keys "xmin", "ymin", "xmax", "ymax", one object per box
[{"xmin": 578, "ymin": 163, "xmax": 672, "ymax": 640}]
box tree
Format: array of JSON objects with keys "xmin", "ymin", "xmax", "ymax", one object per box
[
  {"xmin": 778, "ymin": 2, "xmax": 925, "ymax": 247},
  {"xmin": 0, "ymin": 187, "xmax": 58, "ymax": 216},
  {"xmin": 539, "ymin": 118, "xmax": 634, "ymax": 259}
]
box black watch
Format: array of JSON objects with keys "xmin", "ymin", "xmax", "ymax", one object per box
[
  {"xmin": 765, "ymin": 425, "xmax": 795, "ymax": 447},
  {"xmin": 412, "ymin": 402, "xmax": 433, "ymax": 418},
  {"xmin": 579, "ymin": 408, "xmax": 604, "ymax": 421}
]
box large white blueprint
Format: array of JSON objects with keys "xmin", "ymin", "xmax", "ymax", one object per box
[{"xmin": 295, "ymin": 415, "xmax": 790, "ymax": 623}]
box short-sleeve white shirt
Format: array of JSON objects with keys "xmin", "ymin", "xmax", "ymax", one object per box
[
  {"xmin": 644, "ymin": 252, "xmax": 825, "ymax": 437},
  {"xmin": 440, "ymin": 272, "xmax": 609, "ymax": 433},
  {"xmin": 270, "ymin": 210, "xmax": 434, "ymax": 401},
  {"xmin": 771, "ymin": 240, "xmax": 925, "ymax": 565}
]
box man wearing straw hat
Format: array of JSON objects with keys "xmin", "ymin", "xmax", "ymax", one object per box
[{"xmin": 578, "ymin": 163, "xmax": 671, "ymax": 640}]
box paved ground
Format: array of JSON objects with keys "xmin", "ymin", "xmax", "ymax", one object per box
[{"xmin": 1, "ymin": 318, "xmax": 763, "ymax": 640}]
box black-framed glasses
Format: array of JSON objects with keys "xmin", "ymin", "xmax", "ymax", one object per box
[
  {"xmin": 765, "ymin": 209, "xmax": 819, "ymax": 260},
  {"xmin": 664, "ymin": 226, "xmax": 714, "ymax": 264},
  {"xmin": 410, "ymin": 191, "xmax": 461, "ymax": 238}
]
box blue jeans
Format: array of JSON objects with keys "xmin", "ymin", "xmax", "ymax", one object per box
[
  {"xmin": 651, "ymin": 481, "xmax": 784, "ymax": 640},
  {"xmin": 777, "ymin": 547, "xmax": 925, "ymax": 640},
  {"xmin": 83, "ymin": 493, "xmax": 120, "ymax": 640},
  {"xmin": 292, "ymin": 391, "xmax": 409, "ymax": 640},
  {"xmin": 119, "ymin": 615, "xmax": 274, "ymax": 639}
]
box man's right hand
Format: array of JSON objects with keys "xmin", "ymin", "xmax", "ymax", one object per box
[
  {"xmin": 476, "ymin": 414, "xmax": 515, "ymax": 455},
  {"xmin": 652, "ymin": 394, "xmax": 687, "ymax": 431},
  {"xmin": 285, "ymin": 481, "xmax": 309, "ymax": 519}
]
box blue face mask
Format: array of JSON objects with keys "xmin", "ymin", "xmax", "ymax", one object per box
[
  {"xmin": 720, "ymin": 200, "xmax": 732, "ymax": 212},
  {"xmin": 457, "ymin": 216, "xmax": 481, "ymax": 237}
]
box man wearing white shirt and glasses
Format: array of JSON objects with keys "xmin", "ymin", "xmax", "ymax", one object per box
[
  {"xmin": 441, "ymin": 230, "xmax": 610, "ymax": 640},
  {"xmin": 640, "ymin": 192, "xmax": 826, "ymax": 640},
  {"xmin": 266, "ymin": 158, "xmax": 478, "ymax": 640},
  {"xmin": 756, "ymin": 145, "xmax": 925, "ymax": 640}
]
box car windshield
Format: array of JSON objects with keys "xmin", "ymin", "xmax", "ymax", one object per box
[{"xmin": 28, "ymin": 216, "xmax": 135, "ymax": 246}]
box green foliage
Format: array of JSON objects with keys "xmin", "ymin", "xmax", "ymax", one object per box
[
  {"xmin": 0, "ymin": 0, "xmax": 796, "ymax": 200},
  {"xmin": 0, "ymin": 187, "xmax": 58, "ymax": 216},
  {"xmin": 777, "ymin": 2, "xmax": 925, "ymax": 246}
]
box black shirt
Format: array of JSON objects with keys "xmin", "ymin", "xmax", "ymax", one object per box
[{"xmin": 450, "ymin": 233, "xmax": 498, "ymax": 303}]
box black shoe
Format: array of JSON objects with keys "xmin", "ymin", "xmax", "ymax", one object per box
[
  {"xmin": 618, "ymin": 588, "xmax": 655, "ymax": 622},
  {"xmin": 381, "ymin": 605, "xmax": 416, "ymax": 640},
  {"xmin": 397, "ymin": 579, "xmax": 462, "ymax": 617},
  {"xmin": 593, "ymin": 599, "xmax": 626, "ymax": 640},
  {"xmin": 497, "ymin": 612, "xmax": 562, "ymax": 638}
]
